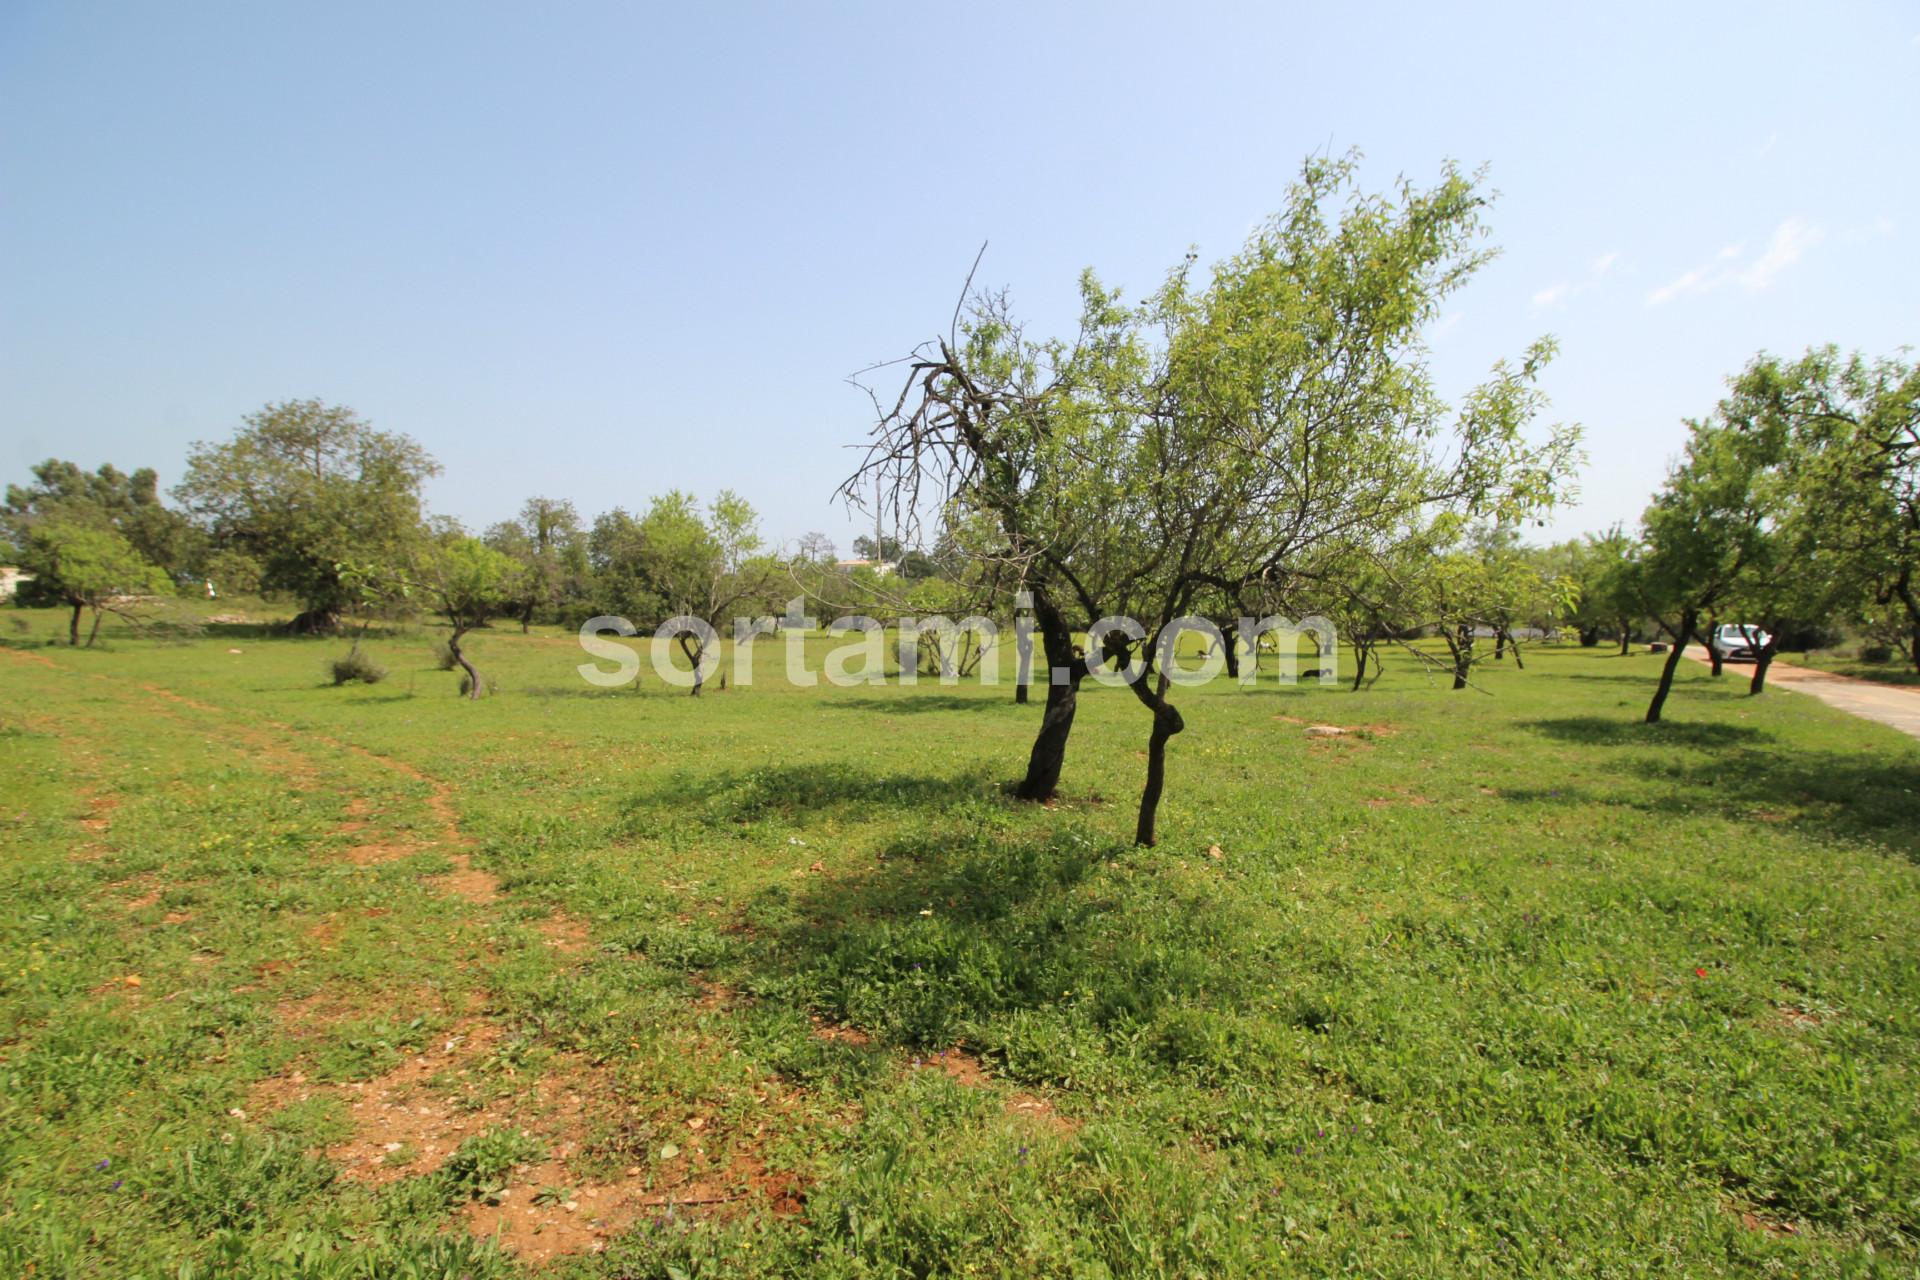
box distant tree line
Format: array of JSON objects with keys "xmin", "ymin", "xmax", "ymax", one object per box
[{"xmin": 0, "ymin": 399, "xmax": 969, "ymax": 678}]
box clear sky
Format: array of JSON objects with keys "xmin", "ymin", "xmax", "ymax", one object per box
[{"xmin": 3, "ymin": 2, "xmax": 1915, "ymax": 554}]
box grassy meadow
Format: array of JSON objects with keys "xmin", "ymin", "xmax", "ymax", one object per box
[{"xmin": 2, "ymin": 606, "xmax": 1918, "ymax": 1277}]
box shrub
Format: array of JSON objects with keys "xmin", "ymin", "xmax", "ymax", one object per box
[
  {"xmin": 432, "ymin": 640, "xmax": 458, "ymax": 670},
  {"xmin": 329, "ymin": 650, "xmax": 387, "ymax": 685},
  {"xmin": 1860, "ymin": 644, "xmax": 1893, "ymax": 664}
]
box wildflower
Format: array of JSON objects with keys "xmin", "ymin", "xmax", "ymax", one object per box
[{"xmin": 1694, "ymin": 967, "xmax": 1707, "ymax": 978}]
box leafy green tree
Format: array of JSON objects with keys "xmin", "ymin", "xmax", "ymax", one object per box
[
  {"xmin": 423, "ymin": 536, "xmax": 520, "ymax": 699},
  {"xmin": 1729, "ymin": 347, "xmax": 1920, "ymax": 673},
  {"xmin": 1635, "ymin": 404, "xmax": 1783, "ymax": 722},
  {"xmin": 4, "ymin": 459, "xmax": 201, "ymax": 578},
  {"xmin": 15, "ymin": 519, "xmax": 172, "ymax": 645},
  {"xmin": 1556, "ymin": 526, "xmax": 1642, "ymax": 652},
  {"xmin": 854, "ymin": 155, "xmax": 1579, "ymax": 844},
  {"xmin": 485, "ymin": 497, "xmax": 587, "ymax": 630},
  {"xmin": 1415, "ymin": 523, "xmax": 1575, "ymax": 688},
  {"xmin": 637, "ymin": 490, "xmax": 781, "ymax": 696},
  {"xmin": 586, "ymin": 507, "xmax": 661, "ymax": 625},
  {"xmin": 175, "ymin": 400, "xmax": 438, "ymax": 632}
]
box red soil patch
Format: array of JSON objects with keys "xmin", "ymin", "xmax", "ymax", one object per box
[
  {"xmin": 537, "ymin": 914, "xmax": 595, "ymax": 957},
  {"xmin": 917, "ymin": 1045, "xmax": 1080, "ymax": 1134},
  {"xmin": 809, "ymin": 1018, "xmax": 872, "ymax": 1046},
  {"xmin": 1737, "ymin": 1208, "xmax": 1798, "ymax": 1237},
  {"xmin": 252, "ymin": 1018, "xmax": 506, "ymax": 1185}
]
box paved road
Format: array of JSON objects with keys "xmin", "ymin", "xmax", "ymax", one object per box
[{"xmin": 1684, "ymin": 647, "xmax": 1920, "ymax": 741}]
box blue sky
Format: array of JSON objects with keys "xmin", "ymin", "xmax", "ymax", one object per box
[{"xmin": 3, "ymin": 2, "xmax": 1915, "ymax": 554}]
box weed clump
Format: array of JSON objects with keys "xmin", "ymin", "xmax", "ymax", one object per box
[{"xmin": 329, "ymin": 650, "xmax": 387, "ymax": 685}]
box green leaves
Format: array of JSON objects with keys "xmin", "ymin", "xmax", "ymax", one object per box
[
  {"xmin": 16, "ymin": 519, "xmax": 171, "ymax": 610},
  {"xmin": 175, "ymin": 400, "xmax": 439, "ymax": 618}
]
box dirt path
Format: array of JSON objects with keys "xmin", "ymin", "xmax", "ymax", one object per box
[{"xmin": 1685, "ymin": 647, "xmax": 1920, "ymax": 741}]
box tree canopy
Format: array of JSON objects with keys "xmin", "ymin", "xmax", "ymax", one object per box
[
  {"xmin": 175, "ymin": 399, "xmax": 439, "ymax": 631},
  {"xmin": 853, "ymin": 154, "xmax": 1580, "ymax": 844}
]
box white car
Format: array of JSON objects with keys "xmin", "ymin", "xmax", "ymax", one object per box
[{"xmin": 1710, "ymin": 623, "xmax": 1771, "ymax": 662}]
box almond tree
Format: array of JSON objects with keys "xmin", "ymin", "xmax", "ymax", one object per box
[
  {"xmin": 639, "ymin": 490, "xmax": 782, "ymax": 696},
  {"xmin": 1635, "ymin": 413, "xmax": 1779, "ymax": 722},
  {"xmin": 15, "ymin": 519, "xmax": 171, "ymax": 646},
  {"xmin": 424, "ymin": 536, "xmax": 520, "ymax": 700},
  {"xmin": 1732, "ymin": 348, "xmax": 1919, "ymax": 675},
  {"xmin": 851, "ymin": 155, "xmax": 1579, "ymax": 845}
]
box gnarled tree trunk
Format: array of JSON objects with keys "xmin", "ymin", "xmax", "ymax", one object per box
[
  {"xmin": 1749, "ymin": 632, "xmax": 1778, "ymax": 695},
  {"xmin": 679, "ymin": 633, "xmax": 706, "ymax": 697},
  {"xmin": 1449, "ymin": 625, "xmax": 1473, "ymax": 690},
  {"xmin": 1645, "ymin": 607, "xmax": 1696, "ymax": 723},
  {"xmin": 449, "ymin": 627, "xmax": 483, "ymax": 700},
  {"xmin": 1016, "ymin": 588, "xmax": 1083, "ymax": 800},
  {"xmin": 1128, "ymin": 669, "xmax": 1185, "ymax": 848},
  {"xmin": 68, "ymin": 600, "xmax": 82, "ymax": 646}
]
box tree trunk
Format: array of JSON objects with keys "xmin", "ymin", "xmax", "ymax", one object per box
[
  {"xmin": 1016, "ymin": 589, "xmax": 1081, "ymax": 801},
  {"xmin": 1220, "ymin": 621, "xmax": 1240, "ymax": 680},
  {"xmin": 68, "ymin": 601, "xmax": 82, "ymax": 646},
  {"xmin": 1749, "ymin": 633, "xmax": 1778, "ymax": 695},
  {"xmin": 1617, "ymin": 623, "xmax": 1631, "ymax": 656},
  {"xmin": 1703, "ymin": 615, "xmax": 1723, "ymax": 676},
  {"xmin": 520, "ymin": 600, "xmax": 534, "ymax": 635},
  {"xmin": 1350, "ymin": 644, "xmax": 1369, "ymax": 691},
  {"xmin": 1493, "ymin": 629, "xmax": 1506, "ymax": 661},
  {"xmin": 1509, "ymin": 636, "xmax": 1525, "ymax": 670},
  {"xmin": 680, "ymin": 634, "xmax": 704, "ymax": 697},
  {"xmin": 1450, "ymin": 625, "xmax": 1473, "ymax": 690},
  {"xmin": 289, "ymin": 608, "xmax": 342, "ymax": 635},
  {"xmin": 1130, "ymin": 673, "xmax": 1185, "ymax": 848},
  {"xmin": 1580, "ymin": 626, "xmax": 1600, "ymax": 648},
  {"xmin": 1014, "ymin": 609, "xmax": 1033, "ymax": 704},
  {"xmin": 85, "ymin": 607, "xmax": 104, "ymax": 648},
  {"xmin": 449, "ymin": 627, "xmax": 483, "ymax": 700},
  {"xmin": 1645, "ymin": 608, "xmax": 1695, "ymax": 723}
]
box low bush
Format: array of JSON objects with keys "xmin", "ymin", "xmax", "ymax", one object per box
[{"xmin": 328, "ymin": 650, "xmax": 387, "ymax": 685}]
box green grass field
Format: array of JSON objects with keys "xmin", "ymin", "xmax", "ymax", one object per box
[{"xmin": 3, "ymin": 607, "xmax": 1918, "ymax": 1277}]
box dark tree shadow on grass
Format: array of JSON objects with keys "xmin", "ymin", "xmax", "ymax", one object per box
[
  {"xmin": 1633, "ymin": 750, "xmax": 1920, "ymax": 854},
  {"xmin": 633, "ymin": 762, "xmax": 1267, "ymax": 1080},
  {"xmin": 1523, "ymin": 716, "xmax": 1771, "ymax": 748},
  {"xmin": 817, "ymin": 694, "xmax": 1016, "ymax": 715},
  {"xmin": 1521, "ymin": 717, "xmax": 1920, "ymax": 856},
  {"xmin": 633, "ymin": 762, "xmax": 1011, "ymax": 828},
  {"xmin": 736, "ymin": 826, "xmax": 1138, "ymax": 1053}
]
